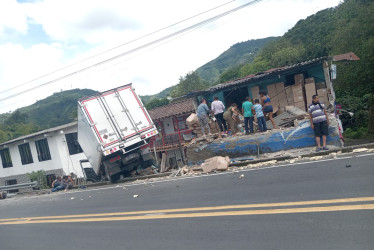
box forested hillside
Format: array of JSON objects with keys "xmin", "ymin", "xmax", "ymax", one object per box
[
  {"xmin": 0, "ymin": 89, "xmax": 97, "ymax": 143},
  {"xmin": 215, "ymin": 0, "xmax": 374, "ymax": 137},
  {"xmin": 195, "ymin": 37, "xmax": 279, "ymax": 84}
]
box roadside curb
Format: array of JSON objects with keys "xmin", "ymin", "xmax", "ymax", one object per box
[
  {"xmin": 72, "ymin": 172, "xmax": 171, "ymax": 189},
  {"xmin": 229, "ymin": 142, "xmax": 374, "ymax": 167}
]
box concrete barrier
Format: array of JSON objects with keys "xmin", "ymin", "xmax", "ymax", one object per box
[{"xmin": 187, "ymin": 120, "xmax": 342, "ymax": 164}]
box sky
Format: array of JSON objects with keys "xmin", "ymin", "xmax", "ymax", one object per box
[{"xmin": 0, "ymin": 0, "xmax": 341, "ymax": 113}]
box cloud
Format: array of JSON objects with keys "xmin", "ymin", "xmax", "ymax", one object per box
[
  {"xmin": 0, "ymin": 0, "xmax": 342, "ymax": 113},
  {"xmin": 0, "ymin": 0, "xmax": 28, "ymax": 36}
]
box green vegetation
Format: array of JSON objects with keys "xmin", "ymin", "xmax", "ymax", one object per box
[
  {"xmin": 216, "ymin": 0, "xmax": 374, "ymax": 137},
  {"xmin": 145, "ymin": 98, "xmax": 169, "ymax": 110},
  {"xmin": 195, "ymin": 37, "xmax": 279, "ymax": 84},
  {"xmin": 0, "ymin": 89, "xmax": 97, "ymax": 143},
  {"xmin": 170, "ymin": 71, "xmax": 208, "ymax": 98},
  {"xmin": 26, "ymin": 170, "xmax": 49, "ymax": 190}
]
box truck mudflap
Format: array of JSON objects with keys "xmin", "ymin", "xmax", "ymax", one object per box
[{"xmin": 103, "ymin": 159, "xmax": 122, "ymax": 178}]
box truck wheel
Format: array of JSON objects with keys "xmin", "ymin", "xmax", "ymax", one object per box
[{"xmin": 105, "ymin": 172, "xmax": 120, "ymax": 183}]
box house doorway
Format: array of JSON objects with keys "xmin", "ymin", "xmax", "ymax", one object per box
[{"xmin": 224, "ymin": 86, "xmax": 249, "ymax": 111}]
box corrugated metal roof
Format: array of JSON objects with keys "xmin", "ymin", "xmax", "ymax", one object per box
[
  {"xmin": 0, "ymin": 122, "xmax": 77, "ymax": 146},
  {"xmin": 184, "ymin": 57, "xmax": 327, "ymax": 97}
]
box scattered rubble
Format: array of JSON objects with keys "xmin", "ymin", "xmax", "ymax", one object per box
[
  {"xmin": 352, "ymin": 148, "xmax": 373, "ymax": 153},
  {"xmin": 201, "ymin": 156, "xmax": 230, "ymax": 173},
  {"xmin": 247, "ymin": 160, "xmax": 278, "ymax": 168}
]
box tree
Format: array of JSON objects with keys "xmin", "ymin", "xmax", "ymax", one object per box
[
  {"xmin": 170, "ymin": 71, "xmax": 208, "ymax": 98},
  {"xmin": 145, "ymin": 98, "xmax": 169, "ymax": 110}
]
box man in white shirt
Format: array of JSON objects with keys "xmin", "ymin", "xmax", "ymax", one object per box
[{"xmin": 211, "ymin": 96, "xmax": 228, "ymax": 133}]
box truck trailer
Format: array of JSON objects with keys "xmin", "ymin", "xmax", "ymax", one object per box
[{"xmin": 77, "ymin": 84, "xmax": 158, "ymax": 182}]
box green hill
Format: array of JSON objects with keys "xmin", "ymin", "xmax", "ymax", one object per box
[
  {"xmin": 195, "ymin": 37, "xmax": 279, "ymax": 84},
  {"xmin": 0, "ymin": 89, "xmax": 97, "ymax": 142}
]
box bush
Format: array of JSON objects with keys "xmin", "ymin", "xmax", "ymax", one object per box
[
  {"xmin": 26, "ymin": 170, "xmax": 49, "ymax": 190},
  {"xmin": 343, "ymin": 127, "xmax": 371, "ymax": 139}
]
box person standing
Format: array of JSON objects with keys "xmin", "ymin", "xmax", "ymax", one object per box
[
  {"xmin": 253, "ymin": 99, "xmax": 267, "ymax": 132},
  {"xmin": 242, "ymin": 97, "xmax": 254, "ymax": 135},
  {"xmin": 223, "ymin": 103, "xmax": 241, "ymax": 136},
  {"xmin": 197, "ymin": 98, "xmax": 211, "ymax": 136},
  {"xmin": 308, "ymin": 95, "xmax": 329, "ymax": 152},
  {"xmin": 211, "ymin": 96, "xmax": 228, "ymax": 134},
  {"xmin": 260, "ymin": 90, "xmax": 277, "ymax": 129}
]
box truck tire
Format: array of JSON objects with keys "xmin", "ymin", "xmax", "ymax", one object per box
[{"xmin": 106, "ymin": 171, "xmax": 120, "ymax": 183}]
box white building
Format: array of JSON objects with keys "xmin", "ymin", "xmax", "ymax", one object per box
[{"xmin": 0, "ymin": 122, "xmax": 87, "ymax": 187}]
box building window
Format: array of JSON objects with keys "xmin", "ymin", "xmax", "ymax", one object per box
[
  {"xmin": 172, "ymin": 115, "xmax": 189, "ymax": 131},
  {"xmin": 0, "ymin": 148, "xmax": 13, "ymax": 168},
  {"xmin": 35, "ymin": 138, "xmax": 52, "ymax": 162},
  {"xmin": 18, "ymin": 143, "xmax": 34, "ymax": 165},
  {"xmin": 5, "ymin": 179, "xmax": 18, "ymax": 193},
  {"xmin": 46, "ymin": 174, "xmax": 56, "ymax": 188},
  {"xmin": 65, "ymin": 133, "xmax": 83, "ymax": 155}
]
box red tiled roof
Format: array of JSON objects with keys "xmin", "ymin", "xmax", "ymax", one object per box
[
  {"xmin": 332, "ymin": 52, "xmax": 360, "ymax": 61},
  {"xmin": 148, "ymin": 98, "xmax": 195, "ymax": 121}
]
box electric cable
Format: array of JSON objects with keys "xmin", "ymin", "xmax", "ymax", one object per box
[
  {"xmin": 0, "ymin": 0, "xmax": 264, "ymax": 103},
  {"xmin": 0, "ymin": 0, "xmax": 237, "ymax": 95}
]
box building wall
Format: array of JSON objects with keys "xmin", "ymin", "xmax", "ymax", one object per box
[
  {"xmin": 0, "ymin": 125, "xmax": 87, "ymax": 181},
  {"xmin": 162, "ymin": 117, "xmax": 175, "ymax": 135}
]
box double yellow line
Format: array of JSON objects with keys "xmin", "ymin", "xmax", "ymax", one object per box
[{"xmin": 1, "ymin": 197, "xmax": 373, "ymax": 225}]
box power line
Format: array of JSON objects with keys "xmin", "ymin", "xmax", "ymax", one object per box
[
  {"xmin": 0, "ymin": 0, "xmax": 237, "ymax": 95},
  {"xmin": 0, "ymin": 0, "xmax": 264, "ymax": 103}
]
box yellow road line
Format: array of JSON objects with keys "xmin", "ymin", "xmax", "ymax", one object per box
[
  {"xmin": 0, "ymin": 197, "xmax": 374, "ymax": 223},
  {"xmin": 1, "ymin": 204, "xmax": 373, "ymax": 225}
]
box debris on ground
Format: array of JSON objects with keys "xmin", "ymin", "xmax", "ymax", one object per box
[
  {"xmin": 352, "ymin": 148, "xmax": 374, "ymax": 153},
  {"xmin": 70, "ymin": 197, "xmax": 75, "ymax": 200},
  {"xmin": 201, "ymin": 156, "xmax": 230, "ymax": 173},
  {"xmin": 247, "ymin": 160, "xmax": 278, "ymax": 168},
  {"xmin": 133, "ymin": 195, "xmax": 139, "ymax": 198},
  {"xmin": 239, "ymin": 174, "xmax": 245, "ymax": 179}
]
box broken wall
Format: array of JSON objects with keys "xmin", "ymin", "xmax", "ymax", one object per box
[{"xmin": 187, "ymin": 117, "xmax": 341, "ymax": 164}]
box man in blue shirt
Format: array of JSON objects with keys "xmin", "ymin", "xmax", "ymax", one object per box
[
  {"xmin": 253, "ymin": 99, "xmax": 267, "ymax": 132},
  {"xmin": 197, "ymin": 99, "xmax": 211, "ymax": 136},
  {"xmin": 242, "ymin": 97, "xmax": 254, "ymax": 135}
]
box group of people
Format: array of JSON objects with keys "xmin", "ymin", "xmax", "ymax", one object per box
[
  {"xmin": 198, "ymin": 91, "xmax": 331, "ymax": 152},
  {"xmin": 197, "ymin": 90, "xmax": 278, "ymax": 136},
  {"xmin": 51, "ymin": 175, "xmax": 74, "ymax": 192}
]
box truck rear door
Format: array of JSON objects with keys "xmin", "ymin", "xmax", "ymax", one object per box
[
  {"xmin": 101, "ymin": 85, "xmax": 153, "ymax": 140},
  {"xmin": 80, "ymin": 96, "xmax": 121, "ymax": 148}
]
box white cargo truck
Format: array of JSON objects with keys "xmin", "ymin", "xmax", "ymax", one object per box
[{"xmin": 77, "ymin": 84, "xmax": 158, "ymax": 182}]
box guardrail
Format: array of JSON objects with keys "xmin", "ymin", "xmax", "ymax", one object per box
[{"xmin": 0, "ymin": 181, "xmax": 39, "ymax": 192}]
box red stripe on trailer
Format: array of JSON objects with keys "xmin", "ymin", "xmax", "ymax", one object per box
[
  {"xmin": 130, "ymin": 88, "xmax": 151, "ymax": 124},
  {"xmin": 82, "ymin": 97, "xmax": 104, "ymax": 143}
]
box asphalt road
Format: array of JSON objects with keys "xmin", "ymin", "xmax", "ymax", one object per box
[{"xmin": 1, "ymin": 153, "xmax": 374, "ymax": 250}]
